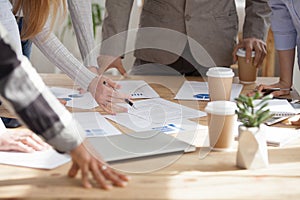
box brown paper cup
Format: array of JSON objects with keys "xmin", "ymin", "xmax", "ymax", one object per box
[
  {"xmin": 236, "ymin": 49, "xmax": 257, "ymax": 84},
  {"xmin": 206, "ymin": 67, "xmax": 234, "ymax": 101},
  {"xmin": 205, "ymin": 101, "xmax": 237, "ymax": 151}
]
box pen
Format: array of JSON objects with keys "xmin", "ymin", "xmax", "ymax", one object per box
[
  {"xmin": 262, "ymin": 88, "xmax": 292, "ymax": 96},
  {"xmin": 103, "ymin": 81, "xmax": 136, "ymax": 109}
]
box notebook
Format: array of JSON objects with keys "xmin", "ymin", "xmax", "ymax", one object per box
[{"xmin": 86, "ymin": 130, "xmax": 196, "ymax": 163}]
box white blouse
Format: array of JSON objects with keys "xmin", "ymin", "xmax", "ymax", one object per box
[
  {"xmin": 0, "ymin": 0, "xmax": 22, "ymax": 56},
  {"xmin": 0, "ymin": 0, "xmax": 97, "ymax": 90}
]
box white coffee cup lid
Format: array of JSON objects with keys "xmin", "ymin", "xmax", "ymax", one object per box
[
  {"xmin": 236, "ymin": 48, "xmax": 255, "ymax": 57},
  {"xmin": 206, "ymin": 67, "xmax": 234, "ymax": 78},
  {"xmin": 205, "ymin": 101, "xmax": 237, "ymax": 115}
]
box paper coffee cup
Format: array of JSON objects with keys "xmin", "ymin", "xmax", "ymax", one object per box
[
  {"xmin": 236, "ymin": 49, "xmax": 257, "ymax": 84},
  {"xmin": 206, "ymin": 67, "xmax": 234, "ymax": 101},
  {"xmin": 205, "ymin": 101, "xmax": 237, "ymax": 151}
]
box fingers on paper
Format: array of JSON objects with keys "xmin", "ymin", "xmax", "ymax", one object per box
[
  {"xmin": 9, "ymin": 141, "xmax": 35, "ymax": 153},
  {"xmin": 68, "ymin": 162, "xmax": 79, "ymax": 177},
  {"xmin": 18, "ymin": 130, "xmax": 49, "ymax": 150}
]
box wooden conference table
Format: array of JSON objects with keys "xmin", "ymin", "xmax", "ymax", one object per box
[{"xmin": 0, "ymin": 74, "xmax": 300, "ymax": 199}]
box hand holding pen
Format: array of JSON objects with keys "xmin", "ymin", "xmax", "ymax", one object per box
[
  {"xmin": 103, "ymin": 81, "xmax": 136, "ymax": 109},
  {"xmin": 254, "ymin": 83, "xmax": 292, "ymax": 97},
  {"xmin": 87, "ymin": 76, "xmax": 131, "ymax": 114}
]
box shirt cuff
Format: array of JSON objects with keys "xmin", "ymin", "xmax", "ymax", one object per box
[
  {"xmin": 74, "ymin": 67, "xmax": 97, "ymax": 91},
  {"xmin": 46, "ymin": 118, "xmax": 85, "ymax": 153},
  {"xmin": 273, "ymin": 32, "xmax": 297, "ymax": 50}
]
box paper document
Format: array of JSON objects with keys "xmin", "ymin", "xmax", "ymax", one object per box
[
  {"xmin": 50, "ymin": 87, "xmax": 98, "ymax": 109},
  {"xmin": 105, "ymin": 98, "xmax": 206, "ymax": 132},
  {"xmin": 0, "ymin": 149, "xmax": 70, "ymax": 169},
  {"xmin": 235, "ymin": 125, "xmax": 300, "ymax": 147},
  {"xmin": 174, "ymin": 81, "xmax": 243, "ymax": 101},
  {"xmin": 73, "ymin": 112, "xmax": 122, "ymax": 137},
  {"xmin": 105, "ymin": 114, "xmax": 201, "ymax": 134},
  {"xmin": 123, "ymin": 98, "xmax": 206, "ymax": 123},
  {"xmin": 117, "ymin": 80, "xmax": 160, "ymax": 99},
  {"xmin": 254, "ymin": 99, "xmax": 298, "ymax": 116}
]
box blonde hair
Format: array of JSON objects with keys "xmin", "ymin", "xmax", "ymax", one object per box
[{"xmin": 13, "ymin": 0, "xmax": 66, "ymax": 40}]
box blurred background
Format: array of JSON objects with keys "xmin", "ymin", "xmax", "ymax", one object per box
[{"xmin": 30, "ymin": 0, "xmax": 300, "ymax": 93}]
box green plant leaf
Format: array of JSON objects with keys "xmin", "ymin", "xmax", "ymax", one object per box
[{"xmin": 235, "ymin": 91, "xmax": 272, "ymax": 127}]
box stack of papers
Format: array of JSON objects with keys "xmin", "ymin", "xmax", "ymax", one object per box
[
  {"xmin": 174, "ymin": 81, "xmax": 243, "ymax": 101},
  {"xmin": 117, "ymin": 80, "xmax": 160, "ymax": 99}
]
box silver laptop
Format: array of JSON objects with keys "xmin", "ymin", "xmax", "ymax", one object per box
[{"xmin": 86, "ymin": 131, "xmax": 196, "ymax": 163}]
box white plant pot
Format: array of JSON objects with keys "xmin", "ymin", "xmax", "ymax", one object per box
[{"xmin": 236, "ymin": 125, "xmax": 269, "ymax": 169}]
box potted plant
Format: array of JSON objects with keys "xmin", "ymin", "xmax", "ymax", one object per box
[{"xmin": 235, "ymin": 92, "xmax": 273, "ymax": 169}]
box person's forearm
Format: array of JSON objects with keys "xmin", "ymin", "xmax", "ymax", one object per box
[
  {"xmin": 100, "ymin": 0, "xmax": 134, "ymax": 56},
  {"xmin": 32, "ymin": 24, "xmax": 96, "ymax": 90},
  {"xmin": 0, "ymin": 33, "xmax": 83, "ymax": 152},
  {"xmin": 278, "ymin": 49, "xmax": 295, "ymax": 87},
  {"xmin": 243, "ymin": 0, "xmax": 271, "ymax": 41},
  {"xmin": 68, "ymin": 0, "xmax": 97, "ymax": 67}
]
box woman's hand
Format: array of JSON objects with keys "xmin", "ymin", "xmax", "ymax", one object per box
[
  {"xmin": 69, "ymin": 142, "xmax": 129, "ymax": 189},
  {"xmin": 0, "ymin": 129, "xmax": 50, "ymax": 152},
  {"xmin": 97, "ymin": 55, "xmax": 128, "ymax": 76},
  {"xmin": 233, "ymin": 37, "xmax": 267, "ymax": 68},
  {"xmin": 88, "ymin": 75, "xmax": 130, "ymax": 114},
  {"xmin": 255, "ymin": 82, "xmax": 292, "ymax": 97}
]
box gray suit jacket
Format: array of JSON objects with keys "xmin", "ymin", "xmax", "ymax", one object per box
[{"xmin": 101, "ymin": 0, "xmax": 271, "ymax": 67}]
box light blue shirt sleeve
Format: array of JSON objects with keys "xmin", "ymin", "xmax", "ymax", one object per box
[{"xmin": 269, "ymin": 0, "xmax": 297, "ymax": 50}]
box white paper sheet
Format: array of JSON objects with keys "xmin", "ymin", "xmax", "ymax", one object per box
[
  {"xmin": 253, "ymin": 99, "xmax": 298, "ymax": 116},
  {"xmin": 105, "ymin": 114, "xmax": 202, "ymax": 134},
  {"xmin": 174, "ymin": 81, "xmax": 243, "ymax": 101},
  {"xmin": 105, "ymin": 98, "xmax": 206, "ymax": 132},
  {"xmin": 117, "ymin": 80, "xmax": 160, "ymax": 99},
  {"xmin": 50, "ymin": 87, "xmax": 98, "ymax": 109},
  {"xmin": 125, "ymin": 98, "xmax": 206, "ymax": 123},
  {"xmin": 234, "ymin": 124, "xmax": 300, "ymax": 147},
  {"xmin": 72, "ymin": 112, "xmax": 122, "ymax": 137},
  {"xmin": 0, "ymin": 149, "xmax": 70, "ymax": 169}
]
